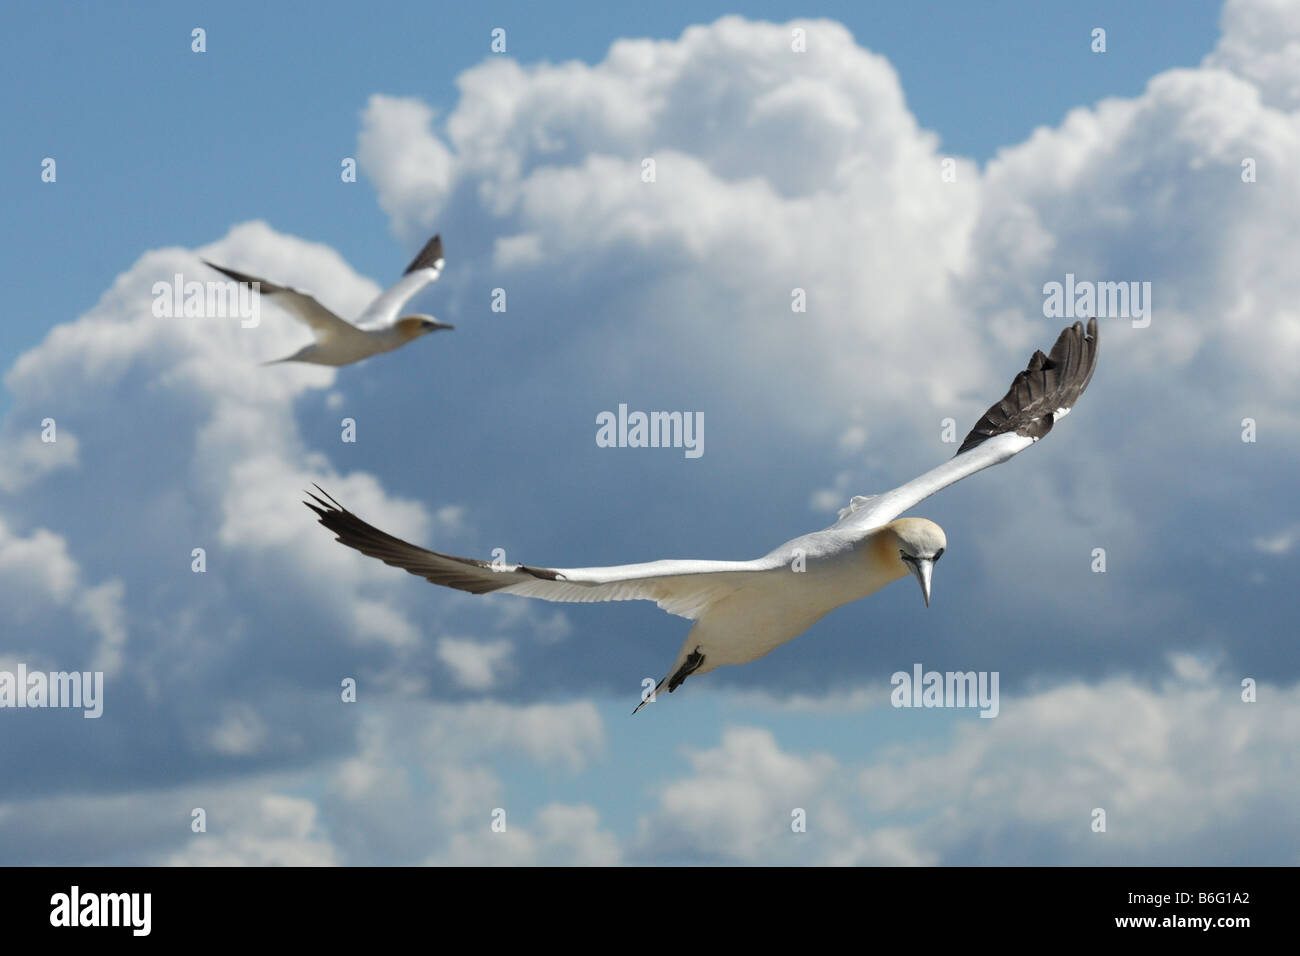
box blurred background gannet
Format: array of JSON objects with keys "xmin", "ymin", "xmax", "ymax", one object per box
[
  {"xmin": 307, "ymin": 319, "xmax": 1098, "ymax": 710},
  {"xmin": 203, "ymin": 234, "xmax": 452, "ymax": 366}
]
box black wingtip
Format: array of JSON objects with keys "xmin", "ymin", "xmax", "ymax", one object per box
[
  {"xmin": 954, "ymin": 317, "xmax": 1099, "ymax": 456},
  {"xmin": 303, "ymin": 484, "xmax": 346, "ymax": 520},
  {"xmin": 403, "ymin": 234, "xmax": 444, "ymax": 275},
  {"xmin": 312, "ymin": 483, "xmax": 343, "ymax": 507},
  {"xmin": 202, "ymin": 260, "xmax": 261, "ymax": 287}
]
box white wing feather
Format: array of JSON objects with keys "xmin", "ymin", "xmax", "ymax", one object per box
[
  {"xmin": 356, "ymin": 238, "xmax": 445, "ymax": 330},
  {"xmin": 305, "ymin": 489, "xmax": 779, "ymax": 620},
  {"xmin": 830, "ymin": 432, "xmax": 1033, "ymax": 532},
  {"xmin": 832, "ymin": 318, "xmax": 1098, "ymax": 532}
]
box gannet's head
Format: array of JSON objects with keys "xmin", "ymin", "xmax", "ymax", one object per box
[
  {"xmin": 397, "ymin": 315, "xmax": 455, "ymax": 339},
  {"xmin": 884, "ymin": 518, "xmax": 947, "ymax": 608}
]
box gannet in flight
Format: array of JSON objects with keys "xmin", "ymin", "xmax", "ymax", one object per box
[
  {"xmin": 306, "ymin": 319, "xmax": 1098, "ymax": 711},
  {"xmin": 203, "ymin": 234, "xmax": 452, "ymax": 366}
]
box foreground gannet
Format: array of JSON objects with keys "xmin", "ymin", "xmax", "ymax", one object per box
[
  {"xmin": 203, "ymin": 234, "xmax": 452, "ymax": 366},
  {"xmin": 307, "ymin": 319, "xmax": 1098, "ymax": 710}
]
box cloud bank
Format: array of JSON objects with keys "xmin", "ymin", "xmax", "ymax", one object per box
[{"xmin": 3, "ymin": 1, "xmax": 1297, "ymax": 863}]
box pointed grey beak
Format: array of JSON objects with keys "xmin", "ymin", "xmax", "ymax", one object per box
[
  {"xmin": 910, "ymin": 558, "xmax": 933, "ymax": 608},
  {"xmin": 428, "ymin": 321, "xmax": 454, "ymax": 331}
]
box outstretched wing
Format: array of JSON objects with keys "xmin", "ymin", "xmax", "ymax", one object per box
[
  {"xmin": 833, "ymin": 318, "xmax": 1099, "ymax": 532},
  {"xmin": 202, "ymin": 261, "xmax": 360, "ymax": 340},
  {"xmin": 355, "ymin": 234, "xmax": 445, "ymax": 329},
  {"xmin": 305, "ymin": 486, "xmax": 777, "ymax": 620}
]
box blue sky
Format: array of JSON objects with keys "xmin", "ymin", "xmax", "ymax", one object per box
[
  {"xmin": 0, "ymin": 0, "xmax": 1224, "ymax": 371},
  {"xmin": 2, "ymin": 0, "xmax": 1298, "ymax": 865}
]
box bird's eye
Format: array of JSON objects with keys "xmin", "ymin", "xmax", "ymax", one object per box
[
  {"xmin": 934, "ymin": 548, "xmax": 944, "ymax": 561},
  {"xmin": 899, "ymin": 550, "xmax": 915, "ymax": 564}
]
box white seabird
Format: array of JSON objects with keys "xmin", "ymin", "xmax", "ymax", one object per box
[
  {"xmin": 307, "ymin": 319, "xmax": 1099, "ymax": 711},
  {"xmin": 203, "ymin": 234, "xmax": 452, "ymax": 366}
]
